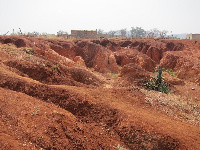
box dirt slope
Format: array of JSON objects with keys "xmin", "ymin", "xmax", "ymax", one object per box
[{"xmin": 0, "ymin": 36, "xmax": 200, "ymax": 150}]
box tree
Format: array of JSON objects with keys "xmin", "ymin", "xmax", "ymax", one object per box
[
  {"xmin": 19, "ymin": 28, "xmax": 23, "ymax": 35},
  {"xmin": 57, "ymin": 30, "xmax": 68, "ymax": 36},
  {"xmin": 120, "ymin": 28, "xmax": 127, "ymax": 38},
  {"xmin": 97, "ymin": 29, "xmax": 104, "ymax": 35},
  {"xmin": 108, "ymin": 30, "xmax": 116, "ymax": 38},
  {"xmin": 130, "ymin": 27, "xmax": 146, "ymax": 38},
  {"xmin": 33, "ymin": 31, "xmax": 40, "ymax": 36},
  {"xmin": 159, "ymin": 30, "xmax": 168, "ymax": 39},
  {"xmin": 41, "ymin": 32, "xmax": 48, "ymax": 36},
  {"xmin": 146, "ymin": 28, "xmax": 160, "ymax": 38}
]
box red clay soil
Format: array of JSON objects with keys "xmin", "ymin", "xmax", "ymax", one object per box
[{"xmin": 0, "ymin": 36, "xmax": 200, "ymax": 150}]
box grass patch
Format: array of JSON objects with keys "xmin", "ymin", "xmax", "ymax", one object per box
[{"xmin": 107, "ymin": 72, "xmax": 120, "ymax": 78}]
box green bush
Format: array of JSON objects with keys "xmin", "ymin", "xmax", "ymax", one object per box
[{"xmin": 144, "ymin": 66, "xmax": 171, "ymax": 94}]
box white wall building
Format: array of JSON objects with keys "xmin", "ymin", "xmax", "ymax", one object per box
[{"xmin": 186, "ymin": 34, "xmax": 200, "ymax": 40}]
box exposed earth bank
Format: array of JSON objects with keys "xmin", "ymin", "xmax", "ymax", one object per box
[{"xmin": 0, "ymin": 36, "xmax": 200, "ymax": 150}]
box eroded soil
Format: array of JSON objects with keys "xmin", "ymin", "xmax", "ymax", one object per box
[{"xmin": 0, "ymin": 36, "xmax": 200, "ymax": 150}]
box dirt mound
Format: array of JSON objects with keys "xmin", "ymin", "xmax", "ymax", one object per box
[
  {"xmin": 48, "ymin": 40, "xmax": 76, "ymax": 60},
  {"xmin": 160, "ymin": 51, "xmax": 179, "ymax": 69},
  {"xmin": 116, "ymin": 125, "xmax": 179, "ymax": 150},
  {"xmin": 121, "ymin": 63, "xmax": 151, "ymax": 78},
  {"xmin": 120, "ymin": 40, "xmax": 132, "ymax": 47},
  {"xmin": 4, "ymin": 59, "xmax": 102, "ymax": 86},
  {"xmin": 2, "ymin": 37, "xmax": 27, "ymax": 48},
  {"xmin": 3, "ymin": 38, "xmax": 13, "ymax": 44},
  {"xmin": 0, "ymin": 36, "xmax": 48, "ymax": 53},
  {"xmin": 0, "ymin": 36, "xmax": 76, "ymax": 59},
  {"xmin": 0, "ymin": 50, "xmax": 11, "ymax": 62},
  {"xmin": 44, "ymin": 48, "xmax": 75, "ymax": 67},
  {"xmin": 0, "ymin": 88, "xmax": 123, "ymax": 149},
  {"xmin": 118, "ymin": 63, "xmax": 152, "ymax": 86},
  {"xmin": 73, "ymin": 56, "xmax": 86, "ymax": 68},
  {"xmin": 162, "ymin": 72, "xmax": 185, "ymax": 85},
  {"xmin": 92, "ymin": 39, "xmax": 120, "ymax": 51},
  {"xmin": 115, "ymin": 49, "xmax": 156, "ymax": 72},
  {"xmin": 124, "ymin": 39, "xmax": 185, "ymax": 63},
  {"xmin": 15, "ymin": 38, "xmax": 27, "ymax": 47},
  {"xmin": 160, "ymin": 51, "xmax": 200, "ymax": 85},
  {"xmin": 164, "ymin": 41, "xmax": 185, "ymax": 51},
  {"xmin": 67, "ymin": 67, "xmax": 104, "ymax": 86},
  {"xmin": 75, "ymin": 41, "xmax": 119, "ymax": 73},
  {"xmin": 4, "ymin": 60, "xmax": 77, "ymax": 85},
  {"xmin": 130, "ymin": 41, "xmax": 140, "ymax": 47}
]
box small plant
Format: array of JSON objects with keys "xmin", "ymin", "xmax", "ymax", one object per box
[
  {"xmin": 31, "ymin": 106, "xmax": 40, "ymax": 116},
  {"xmin": 162, "ymin": 68, "xmax": 177, "ymax": 77},
  {"xmin": 144, "ymin": 66, "xmax": 171, "ymax": 94},
  {"xmin": 118, "ymin": 65, "xmax": 122, "ymax": 71},
  {"xmin": 25, "ymin": 48, "xmax": 35, "ymax": 54},
  {"xmin": 41, "ymin": 63, "xmax": 46, "ymax": 67},
  {"xmin": 51, "ymin": 64, "xmax": 60, "ymax": 70},
  {"xmin": 117, "ymin": 144, "xmax": 127, "ymax": 150},
  {"xmin": 37, "ymin": 62, "xmax": 46, "ymax": 67}
]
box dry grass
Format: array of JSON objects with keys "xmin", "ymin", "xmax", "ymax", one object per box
[
  {"xmin": 140, "ymin": 88, "xmax": 200, "ymax": 125},
  {"xmin": 106, "ymin": 72, "xmax": 120, "ymax": 79},
  {"xmin": 38, "ymin": 35, "xmax": 76, "ymax": 43}
]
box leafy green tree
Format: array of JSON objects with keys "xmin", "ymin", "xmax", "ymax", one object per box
[{"xmin": 130, "ymin": 27, "xmax": 146, "ymax": 38}]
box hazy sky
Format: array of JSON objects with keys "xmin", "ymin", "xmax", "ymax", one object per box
[{"xmin": 0, "ymin": 0, "xmax": 200, "ymax": 35}]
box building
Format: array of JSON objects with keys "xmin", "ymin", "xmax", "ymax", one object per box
[
  {"xmin": 71, "ymin": 30, "xmax": 97, "ymax": 39},
  {"xmin": 186, "ymin": 34, "xmax": 200, "ymax": 40}
]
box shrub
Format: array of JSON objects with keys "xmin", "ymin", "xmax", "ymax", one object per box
[{"xmin": 144, "ymin": 66, "xmax": 171, "ymax": 94}]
